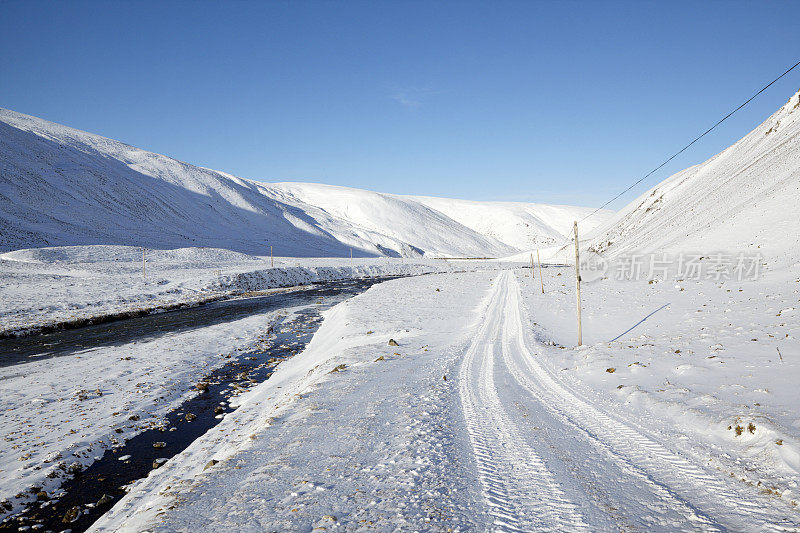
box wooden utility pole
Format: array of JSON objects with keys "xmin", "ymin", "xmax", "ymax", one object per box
[
  {"xmin": 537, "ymin": 249, "xmax": 544, "ymax": 294},
  {"xmin": 573, "ymin": 222, "xmax": 582, "ymax": 346},
  {"xmin": 142, "ymin": 248, "xmax": 146, "ymax": 281},
  {"xmin": 270, "ymin": 245, "xmax": 274, "ymax": 268}
]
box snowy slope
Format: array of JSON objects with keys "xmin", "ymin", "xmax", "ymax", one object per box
[
  {"xmin": 264, "ymin": 182, "xmax": 516, "ymax": 258},
  {"xmin": 0, "ymin": 109, "xmax": 350, "ymax": 257},
  {"xmin": 411, "ymin": 196, "xmax": 612, "ymax": 250},
  {"xmin": 588, "ymin": 89, "xmax": 800, "ymax": 266},
  {"xmin": 0, "ymin": 108, "xmax": 603, "ymax": 258}
]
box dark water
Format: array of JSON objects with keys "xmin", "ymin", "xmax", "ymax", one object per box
[
  {"xmin": 0, "ymin": 277, "xmax": 394, "ymax": 532},
  {"xmin": 0, "ymin": 280, "xmax": 379, "ymax": 368}
]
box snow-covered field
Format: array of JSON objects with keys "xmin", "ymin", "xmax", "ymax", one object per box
[
  {"xmin": 0, "ymin": 245, "xmax": 507, "ymax": 337},
  {"xmin": 90, "ymin": 269, "xmax": 800, "ymax": 531},
  {"xmin": 1, "ymin": 85, "xmax": 799, "ymax": 531},
  {"xmin": 0, "ymin": 246, "xmax": 514, "ymax": 522}
]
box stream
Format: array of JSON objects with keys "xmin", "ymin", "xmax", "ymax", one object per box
[{"xmin": 0, "ymin": 276, "xmax": 396, "ymax": 532}]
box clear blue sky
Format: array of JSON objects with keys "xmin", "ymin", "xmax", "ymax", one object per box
[{"xmin": 1, "ymin": 1, "xmax": 799, "ymax": 208}]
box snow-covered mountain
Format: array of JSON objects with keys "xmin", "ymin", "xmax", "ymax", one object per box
[
  {"xmin": 588, "ymin": 89, "xmax": 800, "ymax": 266},
  {"xmin": 0, "ymin": 108, "xmax": 611, "ymax": 257},
  {"xmin": 410, "ymin": 196, "xmax": 608, "ymax": 250}
]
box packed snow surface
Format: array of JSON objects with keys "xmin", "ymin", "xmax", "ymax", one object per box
[{"xmin": 90, "ymin": 269, "xmax": 800, "ymax": 531}]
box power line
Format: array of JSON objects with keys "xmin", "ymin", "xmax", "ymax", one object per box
[{"xmin": 552, "ymin": 58, "xmax": 800, "ymax": 257}]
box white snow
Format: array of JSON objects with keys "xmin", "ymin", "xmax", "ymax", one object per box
[
  {"xmin": 0, "ymin": 244, "xmax": 503, "ymax": 337},
  {"xmin": 0, "ymin": 107, "xmax": 609, "ymax": 259},
  {"xmin": 0, "ymin": 249, "xmax": 513, "ymax": 516},
  {"xmin": 85, "ymin": 89, "xmax": 800, "ymax": 531},
  {"xmin": 91, "ymin": 270, "xmax": 800, "ymax": 531},
  {"xmin": 586, "ymin": 89, "xmax": 800, "ymax": 269},
  {"xmin": 411, "ymin": 195, "xmax": 610, "ymax": 250},
  {"xmin": 2, "ymin": 86, "xmax": 799, "ymax": 531}
]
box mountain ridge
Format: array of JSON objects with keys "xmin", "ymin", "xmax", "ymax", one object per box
[
  {"xmin": 0, "ymin": 107, "xmax": 612, "ymax": 257},
  {"xmin": 585, "ymin": 88, "xmax": 800, "ymax": 268}
]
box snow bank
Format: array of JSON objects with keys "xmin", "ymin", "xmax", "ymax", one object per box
[
  {"xmin": 515, "ymin": 269, "xmax": 800, "ymax": 494},
  {"xmin": 91, "ymin": 271, "xmax": 496, "ymax": 531},
  {"xmin": 0, "ymin": 245, "xmax": 512, "ymax": 337}
]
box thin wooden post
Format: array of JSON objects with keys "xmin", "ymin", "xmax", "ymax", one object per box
[
  {"xmin": 270, "ymin": 245, "xmax": 273, "ymax": 268},
  {"xmin": 537, "ymin": 249, "xmax": 544, "ymax": 294},
  {"xmin": 573, "ymin": 222, "xmax": 582, "ymax": 346},
  {"xmin": 142, "ymin": 248, "xmax": 146, "ymax": 281},
  {"xmin": 530, "ymin": 253, "xmax": 535, "ymax": 278}
]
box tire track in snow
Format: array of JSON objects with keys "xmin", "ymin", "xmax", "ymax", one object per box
[
  {"xmin": 499, "ymin": 270, "xmax": 800, "ymax": 532},
  {"xmin": 458, "ymin": 274, "xmax": 589, "ymax": 532}
]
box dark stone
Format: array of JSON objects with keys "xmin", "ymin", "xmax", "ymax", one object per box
[{"xmin": 62, "ymin": 506, "xmax": 81, "ymax": 523}]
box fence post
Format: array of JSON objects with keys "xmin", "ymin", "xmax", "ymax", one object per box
[
  {"xmin": 573, "ymin": 222, "xmax": 582, "ymax": 346},
  {"xmin": 537, "ymin": 249, "xmax": 544, "ymax": 294}
]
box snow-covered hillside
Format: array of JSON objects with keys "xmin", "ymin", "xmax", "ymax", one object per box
[
  {"xmin": 412, "ymin": 196, "xmax": 609, "ymax": 250},
  {"xmin": 263, "ymin": 182, "xmax": 514, "ymax": 258},
  {"xmin": 0, "ymin": 108, "xmax": 608, "ymax": 258},
  {"xmin": 588, "ymin": 89, "xmax": 800, "ymax": 266}
]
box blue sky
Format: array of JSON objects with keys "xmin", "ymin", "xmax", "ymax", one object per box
[{"xmin": 1, "ymin": 1, "xmax": 799, "ymax": 208}]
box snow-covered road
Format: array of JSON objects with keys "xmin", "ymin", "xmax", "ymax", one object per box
[
  {"xmin": 88, "ymin": 269, "xmax": 800, "ymax": 531},
  {"xmin": 461, "ymin": 271, "xmax": 799, "ymax": 531}
]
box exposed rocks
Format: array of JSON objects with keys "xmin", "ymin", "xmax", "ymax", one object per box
[{"xmin": 62, "ymin": 505, "xmax": 81, "ymax": 523}]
